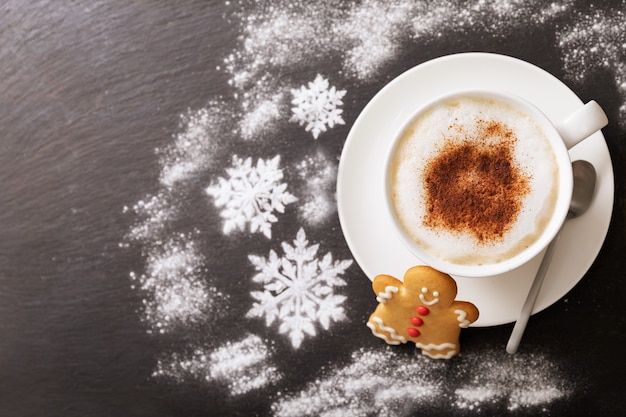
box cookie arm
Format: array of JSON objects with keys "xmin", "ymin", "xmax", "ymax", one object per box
[
  {"xmin": 372, "ymin": 274, "xmax": 403, "ymax": 304},
  {"xmin": 451, "ymin": 301, "xmax": 479, "ymax": 328}
]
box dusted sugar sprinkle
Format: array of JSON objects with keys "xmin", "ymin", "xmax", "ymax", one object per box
[
  {"xmin": 123, "ymin": 102, "xmax": 229, "ymax": 334},
  {"xmin": 239, "ymin": 92, "xmax": 284, "ymax": 140},
  {"xmin": 412, "ymin": 0, "xmax": 572, "ymax": 38},
  {"xmin": 336, "ymin": 0, "xmax": 419, "ymax": 80},
  {"xmin": 158, "ymin": 104, "xmax": 224, "ymax": 188},
  {"xmin": 272, "ymin": 347, "xmax": 444, "ymax": 417},
  {"xmin": 217, "ymin": 0, "xmax": 576, "ymax": 154},
  {"xmin": 154, "ymin": 334, "xmax": 282, "ymax": 396},
  {"xmin": 558, "ymin": 4, "xmax": 626, "ymax": 125},
  {"xmin": 129, "ymin": 233, "xmax": 223, "ymax": 333},
  {"xmin": 452, "ymin": 350, "xmax": 573, "ymax": 412},
  {"xmin": 295, "ymin": 150, "xmax": 338, "ymax": 226},
  {"xmin": 124, "ymin": 192, "xmax": 177, "ymax": 242},
  {"xmin": 272, "ymin": 347, "xmax": 574, "ymax": 415},
  {"xmin": 225, "ymin": 0, "xmax": 573, "ymax": 88}
]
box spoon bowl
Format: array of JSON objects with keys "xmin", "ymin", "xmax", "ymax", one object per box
[
  {"xmin": 568, "ymin": 160, "xmax": 597, "ymax": 218},
  {"xmin": 506, "ymin": 160, "xmax": 596, "ymax": 354}
]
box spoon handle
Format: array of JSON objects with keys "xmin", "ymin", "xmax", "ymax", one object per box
[{"xmin": 506, "ymin": 227, "xmax": 564, "ymax": 354}]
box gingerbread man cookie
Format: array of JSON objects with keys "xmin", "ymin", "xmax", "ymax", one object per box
[{"xmin": 367, "ymin": 265, "xmax": 479, "ymax": 359}]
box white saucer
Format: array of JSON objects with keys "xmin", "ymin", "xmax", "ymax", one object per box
[{"xmin": 337, "ymin": 53, "xmax": 614, "ymax": 327}]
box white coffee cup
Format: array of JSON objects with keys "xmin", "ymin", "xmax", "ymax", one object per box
[{"xmin": 384, "ymin": 90, "xmax": 608, "ymax": 278}]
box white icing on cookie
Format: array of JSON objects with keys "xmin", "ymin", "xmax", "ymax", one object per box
[
  {"xmin": 415, "ymin": 342, "xmax": 457, "ymax": 351},
  {"xmin": 376, "ymin": 285, "xmax": 399, "ymax": 304},
  {"xmin": 420, "ymin": 349, "xmax": 457, "ymax": 360},
  {"xmin": 415, "ymin": 342, "xmax": 458, "ymax": 359},
  {"xmin": 367, "ymin": 316, "xmax": 407, "ymax": 344},
  {"xmin": 419, "ymin": 287, "xmax": 440, "ymax": 306},
  {"xmin": 455, "ymin": 309, "xmax": 471, "ymax": 328}
]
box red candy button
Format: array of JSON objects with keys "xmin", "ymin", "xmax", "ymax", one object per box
[
  {"xmin": 416, "ymin": 306, "xmax": 430, "ymax": 316},
  {"xmin": 410, "ymin": 317, "xmax": 424, "ymax": 327},
  {"xmin": 407, "ymin": 328, "xmax": 420, "ymax": 337}
]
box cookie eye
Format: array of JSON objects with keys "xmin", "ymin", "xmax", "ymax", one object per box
[
  {"xmin": 433, "ymin": 291, "xmax": 439, "ymax": 297},
  {"xmin": 421, "ymin": 287, "xmax": 428, "ymax": 293}
]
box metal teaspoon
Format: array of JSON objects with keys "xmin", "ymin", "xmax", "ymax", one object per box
[{"xmin": 506, "ymin": 160, "xmax": 597, "ymax": 354}]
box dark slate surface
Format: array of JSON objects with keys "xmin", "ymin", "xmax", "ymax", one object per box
[{"xmin": 1, "ymin": 1, "xmax": 625, "ymax": 416}]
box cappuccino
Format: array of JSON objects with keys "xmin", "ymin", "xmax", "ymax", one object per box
[{"xmin": 389, "ymin": 95, "xmax": 559, "ymax": 266}]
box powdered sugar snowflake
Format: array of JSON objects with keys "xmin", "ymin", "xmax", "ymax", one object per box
[
  {"xmin": 206, "ymin": 155, "xmax": 297, "ymax": 239},
  {"xmin": 247, "ymin": 228, "xmax": 352, "ymax": 348},
  {"xmin": 290, "ymin": 75, "xmax": 346, "ymax": 139}
]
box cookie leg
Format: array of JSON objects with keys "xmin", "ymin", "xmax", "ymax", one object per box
[
  {"xmin": 366, "ymin": 316, "xmax": 407, "ymax": 345},
  {"xmin": 416, "ymin": 342, "xmax": 459, "ymax": 359}
]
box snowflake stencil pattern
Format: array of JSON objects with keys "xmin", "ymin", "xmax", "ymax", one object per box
[
  {"xmin": 290, "ymin": 74, "xmax": 346, "ymax": 139},
  {"xmin": 206, "ymin": 155, "xmax": 297, "ymax": 239},
  {"xmin": 247, "ymin": 228, "xmax": 352, "ymax": 348}
]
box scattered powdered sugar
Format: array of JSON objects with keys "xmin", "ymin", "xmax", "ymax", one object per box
[
  {"xmin": 411, "ymin": 0, "xmax": 572, "ymax": 39},
  {"xmin": 124, "ymin": 190, "xmax": 224, "ymax": 336},
  {"xmin": 272, "ymin": 347, "xmax": 574, "ymax": 416},
  {"xmin": 218, "ymin": 0, "xmax": 578, "ymax": 140},
  {"xmin": 208, "ymin": 334, "xmax": 282, "ymax": 395},
  {"xmin": 224, "ymin": 0, "xmax": 405, "ymax": 91},
  {"xmin": 344, "ymin": 0, "xmax": 572, "ymax": 79},
  {"xmin": 295, "ymin": 150, "xmax": 338, "ymax": 226},
  {"xmin": 337, "ymin": 0, "xmax": 419, "ymax": 80},
  {"xmin": 129, "ymin": 232, "xmax": 223, "ymax": 334},
  {"xmin": 511, "ymin": 387, "xmax": 566, "ymax": 410},
  {"xmin": 123, "ymin": 104, "xmax": 229, "ymax": 334},
  {"xmin": 239, "ymin": 91, "xmax": 285, "ymax": 140},
  {"xmin": 224, "ymin": 2, "xmax": 339, "ymax": 89},
  {"xmin": 225, "ymin": 0, "xmax": 574, "ymax": 87},
  {"xmin": 454, "ymin": 386, "xmax": 500, "ymax": 410},
  {"xmin": 153, "ymin": 333, "xmax": 282, "ymax": 395},
  {"xmin": 272, "ymin": 347, "xmax": 444, "ymax": 417},
  {"xmin": 558, "ymin": 4, "xmax": 626, "ymax": 125},
  {"xmin": 158, "ymin": 103, "xmax": 226, "ymax": 188},
  {"xmin": 453, "ymin": 349, "xmax": 574, "ymax": 412},
  {"xmin": 123, "ymin": 192, "xmax": 178, "ymax": 242}
]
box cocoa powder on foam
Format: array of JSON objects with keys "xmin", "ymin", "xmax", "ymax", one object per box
[{"xmin": 423, "ymin": 119, "xmax": 531, "ymax": 244}]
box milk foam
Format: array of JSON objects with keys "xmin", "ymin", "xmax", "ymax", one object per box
[{"xmin": 390, "ymin": 96, "xmax": 559, "ymax": 265}]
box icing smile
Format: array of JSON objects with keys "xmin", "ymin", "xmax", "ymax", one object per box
[{"xmin": 419, "ymin": 287, "xmax": 440, "ymax": 305}]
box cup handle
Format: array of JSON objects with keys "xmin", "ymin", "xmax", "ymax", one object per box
[{"xmin": 555, "ymin": 101, "xmax": 608, "ymax": 150}]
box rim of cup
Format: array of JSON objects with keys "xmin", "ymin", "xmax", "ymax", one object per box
[{"xmin": 383, "ymin": 89, "xmax": 574, "ymax": 278}]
